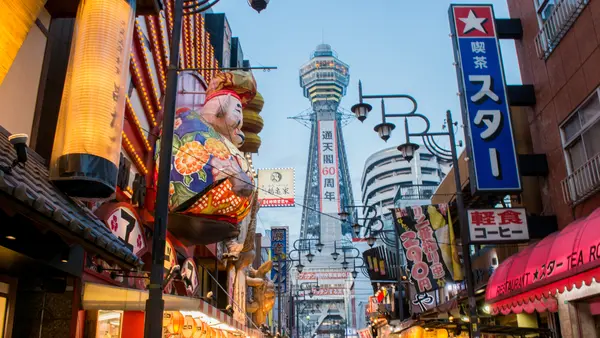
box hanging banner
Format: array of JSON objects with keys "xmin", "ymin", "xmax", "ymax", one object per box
[
  {"xmin": 449, "ymin": 5, "xmax": 521, "ymax": 194},
  {"xmin": 270, "ymin": 226, "xmax": 288, "ymax": 293},
  {"xmin": 257, "ymin": 168, "xmax": 295, "ymax": 207},
  {"xmin": 318, "ymin": 120, "xmax": 340, "ymax": 213},
  {"xmin": 393, "ymin": 205, "xmax": 463, "ymax": 302}
]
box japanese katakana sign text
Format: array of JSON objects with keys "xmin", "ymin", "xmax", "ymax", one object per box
[
  {"xmin": 468, "ymin": 208, "xmax": 529, "ymax": 243},
  {"xmin": 450, "ymin": 5, "xmax": 521, "ymax": 193}
]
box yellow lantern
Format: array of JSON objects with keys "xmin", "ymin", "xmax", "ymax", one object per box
[
  {"xmin": 181, "ymin": 315, "xmax": 197, "ymax": 338},
  {"xmin": 0, "ymin": 0, "xmax": 46, "ymax": 86},
  {"xmin": 50, "ymin": 0, "xmax": 136, "ymax": 198},
  {"xmin": 436, "ymin": 329, "xmax": 449, "ymax": 338}
]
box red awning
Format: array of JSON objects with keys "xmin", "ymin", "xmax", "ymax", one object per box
[{"xmin": 485, "ymin": 208, "xmax": 600, "ymax": 315}]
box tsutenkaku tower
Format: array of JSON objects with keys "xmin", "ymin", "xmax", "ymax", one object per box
[
  {"xmin": 295, "ymin": 44, "xmax": 358, "ymax": 337},
  {"xmin": 299, "ymin": 43, "xmax": 355, "ymax": 247}
]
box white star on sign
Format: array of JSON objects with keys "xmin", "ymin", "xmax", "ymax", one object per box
[{"xmin": 459, "ymin": 10, "xmax": 487, "ymax": 34}]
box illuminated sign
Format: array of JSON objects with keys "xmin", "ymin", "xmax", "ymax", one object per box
[
  {"xmin": 297, "ymin": 271, "xmax": 349, "ymax": 280},
  {"xmin": 181, "ymin": 258, "xmax": 199, "ymax": 296},
  {"xmin": 449, "ymin": 5, "xmax": 521, "ymax": 194},
  {"xmin": 50, "ymin": 0, "xmax": 136, "ymax": 198},
  {"xmin": 101, "ymin": 203, "xmax": 147, "ymax": 256},
  {"xmin": 257, "ymin": 168, "xmax": 295, "ymax": 207},
  {"xmin": 468, "ymin": 208, "xmax": 529, "ymax": 243},
  {"xmin": 270, "ymin": 227, "xmax": 288, "ymax": 293},
  {"xmin": 318, "ymin": 120, "xmax": 340, "ymax": 213}
]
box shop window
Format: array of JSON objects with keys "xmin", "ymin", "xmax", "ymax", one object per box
[
  {"xmin": 96, "ymin": 310, "xmax": 123, "ymax": 338},
  {"xmin": 561, "ymin": 90, "xmax": 600, "ymax": 172}
]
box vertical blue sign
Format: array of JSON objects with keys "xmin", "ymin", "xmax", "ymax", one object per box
[
  {"xmin": 270, "ymin": 227, "xmax": 288, "ymax": 293},
  {"xmin": 449, "ymin": 5, "xmax": 521, "ymax": 193}
]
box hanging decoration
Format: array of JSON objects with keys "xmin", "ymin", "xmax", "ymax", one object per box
[
  {"xmin": 50, "ymin": 0, "xmax": 136, "ymax": 198},
  {"xmin": 0, "ymin": 0, "xmax": 47, "ymax": 86}
]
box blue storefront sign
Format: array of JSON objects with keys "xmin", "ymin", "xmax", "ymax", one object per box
[
  {"xmin": 449, "ymin": 5, "xmax": 521, "ymax": 194},
  {"xmin": 270, "ymin": 226, "xmax": 288, "ymax": 292}
]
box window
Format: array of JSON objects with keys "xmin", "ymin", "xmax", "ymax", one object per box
[
  {"xmin": 419, "ymin": 153, "xmax": 434, "ymax": 161},
  {"xmin": 421, "ymin": 168, "xmax": 436, "ymax": 175},
  {"xmin": 561, "ymin": 90, "xmax": 600, "ymax": 172},
  {"xmin": 535, "ymin": 0, "xmax": 556, "ymax": 23},
  {"xmin": 396, "ymin": 168, "xmax": 411, "ymax": 175}
]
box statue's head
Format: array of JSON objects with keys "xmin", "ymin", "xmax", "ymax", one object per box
[{"xmin": 200, "ymin": 71, "xmax": 257, "ymax": 149}]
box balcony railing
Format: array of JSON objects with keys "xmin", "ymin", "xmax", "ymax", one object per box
[
  {"xmin": 535, "ymin": 0, "xmax": 589, "ymax": 59},
  {"xmin": 394, "ymin": 184, "xmax": 436, "ymax": 201},
  {"xmin": 561, "ymin": 152, "xmax": 600, "ymax": 205}
]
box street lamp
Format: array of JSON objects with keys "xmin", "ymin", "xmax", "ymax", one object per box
[
  {"xmin": 341, "ymin": 260, "xmax": 349, "ymax": 270},
  {"xmin": 354, "ymin": 80, "xmax": 479, "ymax": 336},
  {"xmin": 305, "ymin": 251, "xmax": 314, "ymax": 263},
  {"xmin": 352, "ymin": 223, "xmax": 361, "ymax": 236},
  {"xmin": 331, "ymin": 241, "xmax": 340, "ymax": 261},
  {"xmin": 315, "ymin": 241, "xmax": 324, "ymax": 253},
  {"xmin": 296, "ymin": 263, "xmax": 304, "ymax": 273},
  {"xmin": 366, "ymin": 233, "xmax": 376, "ymax": 247},
  {"xmin": 248, "ymin": 0, "xmax": 269, "ymax": 12},
  {"xmin": 351, "ymin": 81, "xmax": 373, "ymax": 122},
  {"xmin": 338, "ymin": 210, "xmax": 350, "ymax": 222}
]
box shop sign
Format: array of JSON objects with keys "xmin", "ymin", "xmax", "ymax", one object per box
[
  {"xmin": 270, "ymin": 227, "xmax": 288, "ymax": 292},
  {"xmin": 367, "ymin": 296, "xmax": 378, "ymax": 314},
  {"xmin": 311, "ymin": 287, "xmax": 345, "ymax": 296},
  {"xmin": 468, "ymin": 208, "xmax": 529, "ymax": 243},
  {"xmin": 393, "ymin": 205, "xmax": 462, "ymax": 300},
  {"xmin": 181, "ymin": 258, "xmax": 199, "ymax": 296},
  {"xmin": 409, "ymin": 283, "xmax": 437, "ymax": 314},
  {"xmin": 99, "ymin": 203, "xmax": 147, "ymax": 255},
  {"xmin": 318, "ymin": 120, "xmax": 340, "ymax": 213},
  {"xmin": 257, "ymin": 168, "xmax": 295, "ymax": 207},
  {"xmin": 363, "ymin": 246, "xmax": 397, "ymax": 281},
  {"xmin": 297, "ymin": 271, "xmax": 349, "ymax": 280},
  {"xmin": 495, "ymin": 239, "xmax": 600, "ymax": 297},
  {"xmin": 449, "ymin": 5, "xmax": 521, "ymax": 194}
]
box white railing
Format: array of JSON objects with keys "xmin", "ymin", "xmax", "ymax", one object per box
[
  {"xmin": 562, "ymin": 152, "xmax": 600, "ymax": 205},
  {"xmin": 534, "ymin": 0, "xmax": 589, "ymax": 59}
]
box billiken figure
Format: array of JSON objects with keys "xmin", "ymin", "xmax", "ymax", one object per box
[{"xmin": 156, "ymin": 71, "xmax": 258, "ymax": 246}]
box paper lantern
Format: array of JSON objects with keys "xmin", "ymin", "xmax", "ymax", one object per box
[
  {"xmin": 50, "ymin": 0, "xmax": 136, "ymax": 198},
  {"xmin": 436, "ymin": 329, "xmax": 449, "ymax": 338},
  {"xmin": 181, "ymin": 315, "xmax": 197, "ymax": 338},
  {"xmin": 0, "ymin": 0, "xmax": 46, "ymax": 86},
  {"xmin": 166, "ymin": 311, "xmax": 184, "ymax": 334}
]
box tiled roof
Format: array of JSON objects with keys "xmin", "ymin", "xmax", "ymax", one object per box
[{"xmin": 0, "ymin": 129, "xmax": 143, "ymax": 268}]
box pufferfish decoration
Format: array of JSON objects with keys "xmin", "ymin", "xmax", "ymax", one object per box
[{"xmin": 155, "ymin": 71, "xmax": 258, "ymax": 246}]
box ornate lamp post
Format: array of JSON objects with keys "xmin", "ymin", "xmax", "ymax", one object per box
[{"xmin": 352, "ymin": 81, "xmax": 479, "ymax": 336}]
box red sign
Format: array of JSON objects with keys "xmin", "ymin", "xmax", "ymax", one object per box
[
  {"xmin": 297, "ymin": 271, "xmax": 349, "ymax": 280},
  {"xmin": 452, "ymin": 6, "xmax": 496, "ymax": 38}
]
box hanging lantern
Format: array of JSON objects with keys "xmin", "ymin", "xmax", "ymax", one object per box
[
  {"xmin": 166, "ymin": 311, "xmax": 185, "ymax": 334},
  {"xmin": 50, "ymin": 0, "xmax": 136, "ymax": 198},
  {"xmin": 181, "ymin": 315, "xmax": 197, "ymax": 338},
  {"xmin": 0, "ymin": 0, "xmax": 47, "ymax": 86}
]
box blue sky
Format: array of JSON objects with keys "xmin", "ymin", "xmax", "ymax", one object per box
[{"xmin": 211, "ymin": 0, "xmax": 523, "ymax": 240}]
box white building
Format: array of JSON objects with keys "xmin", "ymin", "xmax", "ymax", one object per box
[{"xmin": 360, "ymin": 146, "xmax": 451, "ymax": 223}]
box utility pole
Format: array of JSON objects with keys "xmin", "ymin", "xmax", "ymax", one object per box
[
  {"xmin": 448, "ymin": 110, "xmax": 480, "ymax": 338},
  {"xmin": 143, "ymin": 0, "xmax": 182, "ymax": 337}
]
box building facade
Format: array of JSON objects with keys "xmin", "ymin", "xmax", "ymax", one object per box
[
  {"xmin": 361, "ymin": 146, "xmax": 450, "ymax": 223},
  {"xmin": 0, "ymin": 1, "xmax": 267, "ymax": 337}
]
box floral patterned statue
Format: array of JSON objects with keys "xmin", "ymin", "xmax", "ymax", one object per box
[{"xmin": 156, "ymin": 71, "xmax": 258, "ymax": 245}]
